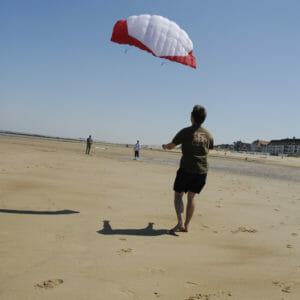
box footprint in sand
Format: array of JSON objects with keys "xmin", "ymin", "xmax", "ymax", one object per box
[
  {"xmin": 119, "ymin": 238, "xmax": 127, "ymax": 241},
  {"xmin": 150, "ymin": 267, "xmax": 166, "ymax": 274},
  {"xmin": 201, "ymin": 224, "xmax": 210, "ymax": 229},
  {"xmin": 120, "ymin": 288, "xmax": 135, "ymax": 296},
  {"xmin": 291, "ymin": 233, "xmax": 298, "ymax": 237},
  {"xmin": 117, "ymin": 248, "xmax": 133, "ymax": 255},
  {"xmin": 286, "ymin": 244, "xmax": 293, "ymax": 248},
  {"xmin": 143, "ymin": 266, "xmax": 166, "ymax": 275},
  {"xmin": 35, "ymin": 279, "xmax": 63, "ymax": 289},
  {"xmin": 186, "ymin": 290, "xmax": 232, "ymax": 299},
  {"xmin": 231, "ymin": 226, "xmax": 257, "ymax": 233},
  {"xmin": 55, "ymin": 234, "xmax": 65, "ymax": 241},
  {"xmin": 272, "ymin": 280, "xmax": 293, "ymax": 294},
  {"xmin": 184, "ymin": 281, "xmax": 200, "ymax": 288}
]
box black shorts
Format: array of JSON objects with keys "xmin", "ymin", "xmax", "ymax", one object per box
[
  {"xmin": 134, "ymin": 150, "xmax": 139, "ymax": 157},
  {"xmin": 173, "ymin": 168, "xmax": 207, "ymax": 194}
]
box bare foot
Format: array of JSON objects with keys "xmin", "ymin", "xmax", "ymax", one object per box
[{"xmin": 170, "ymin": 223, "xmax": 186, "ymax": 233}]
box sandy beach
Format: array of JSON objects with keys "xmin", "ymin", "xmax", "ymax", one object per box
[{"xmin": 0, "ymin": 134, "xmax": 299, "ymax": 300}]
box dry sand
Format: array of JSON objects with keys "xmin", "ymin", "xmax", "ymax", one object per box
[{"xmin": 0, "ymin": 135, "xmax": 299, "ymax": 299}]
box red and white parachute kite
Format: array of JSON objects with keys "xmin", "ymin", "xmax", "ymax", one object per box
[{"xmin": 111, "ymin": 14, "xmax": 196, "ymax": 69}]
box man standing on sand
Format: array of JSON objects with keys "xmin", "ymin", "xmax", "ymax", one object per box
[
  {"xmin": 134, "ymin": 140, "xmax": 140, "ymax": 160},
  {"xmin": 86, "ymin": 135, "xmax": 93, "ymax": 155},
  {"xmin": 162, "ymin": 105, "xmax": 214, "ymax": 233}
]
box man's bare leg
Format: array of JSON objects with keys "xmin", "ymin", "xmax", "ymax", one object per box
[
  {"xmin": 170, "ymin": 192, "xmax": 185, "ymax": 232},
  {"xmin": 184, "ymin": 192, "xmax": 196, "ymax": 232}
]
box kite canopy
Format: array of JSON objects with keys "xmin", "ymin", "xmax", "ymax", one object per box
[{"xmin": 111, "ymin": 14, "xmax": 196, "ymax": 68}]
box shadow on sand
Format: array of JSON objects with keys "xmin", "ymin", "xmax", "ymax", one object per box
[
  {"xmin": 97, "ymin": 220, "xmax": 177, "ymax": 237},
  {"xmin": 0, "ymin": 209, "xmax": 79, "ymax": 215}
]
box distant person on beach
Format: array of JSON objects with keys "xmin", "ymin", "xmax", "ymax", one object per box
[
  {"xmin": 134, "ymin": 140, "xmax": 140, "ymax": 159},
  {"xmin": 162, "ymin": 105, "xmax": 214, "ymax": 233},
  {"xmin": 86, "ymin": 135, "xmax": 93, "ymax": 155}
]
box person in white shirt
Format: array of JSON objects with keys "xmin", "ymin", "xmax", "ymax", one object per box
[{"xmin": 134, "ymin": 140, "xmax": 140, "ymax": 159}]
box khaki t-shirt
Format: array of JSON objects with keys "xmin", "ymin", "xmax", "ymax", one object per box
[{"xmin": 172, "ymin": 125, "xmax": 214, "ymax": 174}]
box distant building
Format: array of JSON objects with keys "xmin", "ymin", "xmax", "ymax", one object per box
[
  {"xmin": 251, "ymin": 140, "xmax": 269, "ymax": 152},
  {"xmin": 215, "ymin": 144, "xmax": 234, "ymax": 150},
  {"xmin": 233, "ymin": 141, "xmax": 251, "ymax": 152},
  {"xmin": 267, "ymin": 138, "xmax": 300, "ymax": 155}
]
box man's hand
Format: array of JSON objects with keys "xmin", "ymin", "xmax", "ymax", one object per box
[{"xmin": 162, "ymin": 143, "xmax": 176, "ymax": 150}]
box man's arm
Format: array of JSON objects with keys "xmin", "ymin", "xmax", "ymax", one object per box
[
  {"xmin": 162, "ymin": 143, "xmax": 176, "ymax": 150},
  {"xmin": 209, "ymin": 136, "xmax": 214, "ymax": 150},
  {"xmin": 162, "ymin": 128, "xmax": 185, "ymax": 150}
]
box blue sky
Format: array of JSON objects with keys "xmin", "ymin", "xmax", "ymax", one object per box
[{"xmin": 1, "ymin": 0, "xmax": 299, "ymax": 145}]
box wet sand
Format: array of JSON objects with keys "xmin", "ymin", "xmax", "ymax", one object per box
[
  {"xmin": 94, "ymin": 152, "xmax": 300, "ymax": 182},
  {"xmin": 0, "ymin": 135, "xmax": 300, "ymax": 299}
]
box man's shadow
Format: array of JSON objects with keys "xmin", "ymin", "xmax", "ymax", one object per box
[{"xmin": 97, "ymin": 220, "xmax": 177, "ymax": 236}]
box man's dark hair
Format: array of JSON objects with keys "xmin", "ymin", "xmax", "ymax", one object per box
[{"xmin": 191, "ymin": 105, "xmax": 207, "ymax": 125}]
